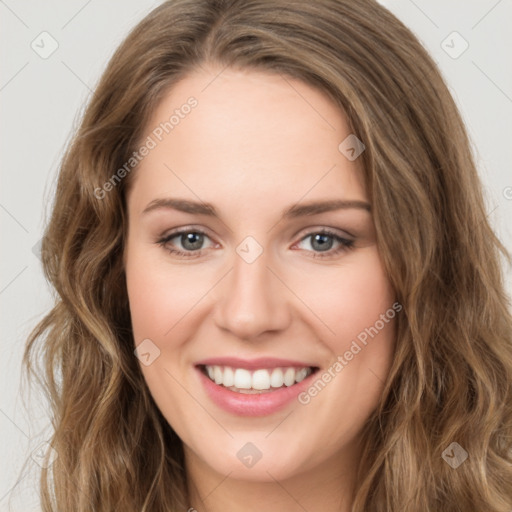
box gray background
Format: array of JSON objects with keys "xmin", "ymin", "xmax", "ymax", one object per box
[{"xmin": 1, "ymin": 0, "xmax": 511, "ymax": 509}]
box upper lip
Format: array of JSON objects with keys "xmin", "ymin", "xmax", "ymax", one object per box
[{"xmin": 195, "ymin": 357, "xmax": 318, "ymax": 370}]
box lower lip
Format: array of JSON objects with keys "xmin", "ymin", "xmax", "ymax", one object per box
[{"xmin": 196, "ymin": 366, "xmax": 317, "ymax": 416}]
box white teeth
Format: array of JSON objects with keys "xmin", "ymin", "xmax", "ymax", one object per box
[
  {"xmin": 283, "ymin": 367, "xmax": 296, "ymax": 386},
  {"xmin": 203, "ymin": 365, "xmax": 313, "ymax": 391},
  {"xmin": 270, "ymin": 368, "xmax": 284, "ymax": 388},
  {"xmin": 295, "ymin": 367, "xmax": 309, "ymax": 382},
  {"xmin": 213, "ymin": 366, "xmax": 223, "ymax": 385},
  {"xmin": 252, "ymin": 369, "xmax": 270, "ymax": 390},
  {"xmin": 233, "ymin": 368, "xmax": 252, "ymax": 389},
  {"xmin": 223, "ymin": 366, "xmax": 234, "ymax": 387}
]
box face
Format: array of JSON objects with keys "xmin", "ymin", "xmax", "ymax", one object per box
[{"xmin": 124, "ymin": 65, "xmax": 397, "ymax": 484}]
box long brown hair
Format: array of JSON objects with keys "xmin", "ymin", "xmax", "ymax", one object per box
[{"xmin": 22, "ymin": 0, "xmax": 512, "ymax": 510}]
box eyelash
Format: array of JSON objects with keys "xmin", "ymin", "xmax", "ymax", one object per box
[{"xmin": 156, "ymin": 227, "xmax": 355, "ymax": 260}]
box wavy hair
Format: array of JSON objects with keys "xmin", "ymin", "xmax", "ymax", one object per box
[{"xmin": 22, "ymin": 0, "xmax": 512, "ymax": 510}]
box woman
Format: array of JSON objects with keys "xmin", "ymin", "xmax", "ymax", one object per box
[{"xmin": 23, "ymin": 0, "xmax": 512, "ymax": 510}]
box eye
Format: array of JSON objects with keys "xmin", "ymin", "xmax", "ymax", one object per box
[
  {"xmin": 156, "ymin": 227, "xmax": 355, "ymax": 259},
  {"xmin": 294, "ymin": 229, "xmax": 355, "ymax": 259},
  {"xmin": 157, "ymin": 228, "xmax": 215, "ymax": 258}
]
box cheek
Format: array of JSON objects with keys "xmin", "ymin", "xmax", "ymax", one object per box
[
  {"xmin": 125, "ymin": 247, "xmax": 203, "ymax": 422},
  {"xmin": 290, "ymin": 252, "xmax": 397, "ymax": 449},
  {"xmin": 125, "ymin": 247, "xmax": 210, "ymax": 343},
  {"xmin": 296, "ymin": 249, "xmax": 396, "ymax": 345}
]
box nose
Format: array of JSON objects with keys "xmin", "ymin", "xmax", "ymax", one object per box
[{"xmin": 213, "ymin": 247, "xmax": 291, "ymax": 341}]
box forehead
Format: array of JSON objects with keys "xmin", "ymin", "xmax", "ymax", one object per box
[{"xmin": 128, "ymin": 66, "xmax": 367, "ymax": 214}]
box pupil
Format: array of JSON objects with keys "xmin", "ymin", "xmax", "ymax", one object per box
[
  {"xmin": 312, "ymin": 234, "xmax": 332, "ymax": 252},
  {"xmin": 182, "ymin": 232, "xmax": 203, "ymax": 250}
]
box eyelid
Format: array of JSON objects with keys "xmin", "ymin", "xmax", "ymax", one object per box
[
  {"xmin": 159, "ymin": 225, "xmax": 216, "ymax": 242},
  {"xmin": 293, "ymin": 225, "xmax": 355, "ymax": 241}
]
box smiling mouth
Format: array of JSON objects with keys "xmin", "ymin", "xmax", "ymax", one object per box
[{"xmin": 198, "ymin": 364, "xmax": 320, "ymax": 394}]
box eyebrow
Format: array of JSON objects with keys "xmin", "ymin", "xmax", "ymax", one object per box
[{"xmin": 142, "ymin": 197, "xmax": 371, "ymax": 218}]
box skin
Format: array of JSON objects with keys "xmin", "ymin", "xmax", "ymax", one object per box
[{"xmin": 124, "ymin": 65, "xmax": 397, "ymax": 512}]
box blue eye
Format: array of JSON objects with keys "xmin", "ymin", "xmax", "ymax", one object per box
[
  {"xmin": 157, "ymin": 229, "xmax": 214, "ymax": 258},
  {"xmin": 296, "ymin": 230, "xmax": 354, "ymax": 258},
  {"xmin": 156, "ymin": 228, "xmax": 354, "ymax": 259}
]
